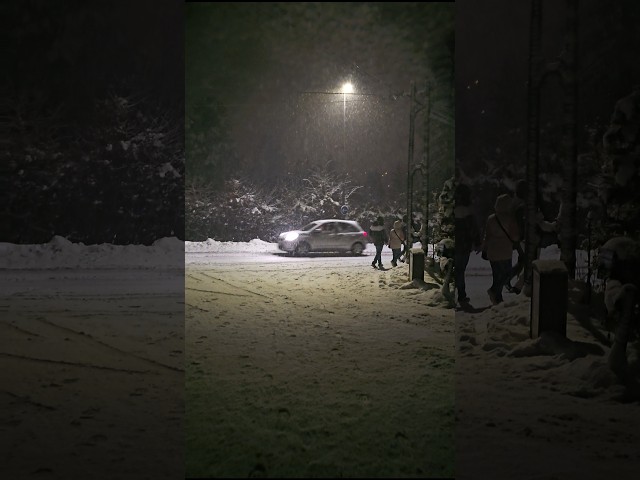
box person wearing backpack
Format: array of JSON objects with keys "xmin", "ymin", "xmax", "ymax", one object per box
[
  {"xmin": 506, "ymin": 181, "xmax": 558, "ymax": 295},
  {"xmin": 388, "ymin": 219, "xmax": 406, "ymax": 267},
  {"xmin": 481, "ymin": 193, "xmax": 520, "ymax": 305}
]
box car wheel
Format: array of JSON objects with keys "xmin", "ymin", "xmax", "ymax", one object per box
[
  {"xmin": 351, "ymin": 242, "xmax": 364, "ymax": 255},
  {"xmin": 296, "ymin": 241, "xmax": 311, "ymax": 255}
]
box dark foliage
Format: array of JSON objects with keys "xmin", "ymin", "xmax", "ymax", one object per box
[
  {"xmin": 185, "ymin": 164, "xmax": 410, "ymax": 243},
  {"xmin": 3, "ymin": 1, "xmax": 184, "ymax": 245}
]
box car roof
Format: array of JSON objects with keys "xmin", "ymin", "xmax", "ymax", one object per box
[
  {"xmin": 313, "ymin": 219, "xmax": 363, "ymax": 229},
  {"xmin": 316, "ymin": 219, "xmax": 360, "ymax": 225}
]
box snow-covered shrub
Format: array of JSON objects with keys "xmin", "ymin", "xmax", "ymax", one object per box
[{"xmin": 8, "ymin": 91, "xmax": 184, "ymax": 245}]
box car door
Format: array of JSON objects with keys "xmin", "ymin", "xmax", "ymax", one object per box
[
  {"xmin": 336, "ymin": 221, "xmax": 360, "ymax": 250},
  {"xmin": 311, "ymin": 222, "xmax": 338, "ymax": 250},
  {"xmin": 307, "ymin": 222, "xmax": 331, "ymax": 250},
  {"xmin": 323, "ymin": 221, "xmax": 342, "ymax": 250}
]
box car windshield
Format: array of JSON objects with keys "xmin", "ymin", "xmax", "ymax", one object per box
[{"xmin": 300, "ymin": 222, "xmax": 320, "ymax": 231}]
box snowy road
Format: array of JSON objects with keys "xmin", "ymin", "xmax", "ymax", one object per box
[
  {"xmin": 186, "ymin": 249, "xmax": 394, "ymax": 265},
  {"xmin": 185, "ymin": 250, "xmax": 455, "ymax": 478}
]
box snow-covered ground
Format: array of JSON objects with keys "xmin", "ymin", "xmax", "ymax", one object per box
[
  {"xmin": 185, "ymin": 239, "xmax": 455, "ymax": 478},
  {"xmin": 184, "ymin": 239, "xmax": 639, "ymax": 479},
  {"xmin": 1, "ymin": 237, "xmax": 185, "ymax": 479},
  {"xmin": 3, "ymin": 236, "xmax": 639, "ymax": 478},
  {"xmin": 456, "ymin": 247, "xmax": 640, "ymax": 479}
]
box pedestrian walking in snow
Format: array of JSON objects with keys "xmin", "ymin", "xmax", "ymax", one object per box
[
  {"xmin": 506, "ymin": 180, "xmax": 526, "ymax": 294},
  {"xmin": 400, "ymin": 214, "xmax": 421, "ymax": 262},
  {"xmin": 369, "ymin": 216, "xmax": 388, "ymax": 269},
  {"xmin": 598, "ymin": 235, "xmax": 640, "ymax": 375},
  {"xmin": 507, "ymin": 181, "xmax": 559, "ymax": 295},
  {"xmin": 482, "ymin": 193, "xmax": 520, "ymax": 305},
  {"xmin": 388, "ymin": 219, "xmax": 406, "ymax": 267},
  {"xmin": 454, "ymin": 184, "xmax": 481, "ymax": 304}
]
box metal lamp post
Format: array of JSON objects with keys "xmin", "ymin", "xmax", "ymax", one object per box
[
  {"xmin": 405, "ymin": 82, "xmax": 431, "ymax": 263},
  {"xmin": 341, "ymin": 82, "xmax": 353, "ymax": 210}
]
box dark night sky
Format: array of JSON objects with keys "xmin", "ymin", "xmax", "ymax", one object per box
[
  {"xmin": 4, "ymin": 1, "xmax": 183, "ymax": 119},
  {"xmin": 186, "ymin": 2, "xmax": 454, "ymax": 195}
]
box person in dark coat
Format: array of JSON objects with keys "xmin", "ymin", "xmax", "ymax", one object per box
[
  {"xmin": 369, "ymin": 216, "xmax": 388, "ymax": 269},
  {"xmin": 454, "ymin": 184, "xmax": 481, "ymax": 304}
]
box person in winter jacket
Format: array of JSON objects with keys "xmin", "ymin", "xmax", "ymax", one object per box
[
  {"xmin": 388, "ymin": 219, "xmax": 406, "ymax": 267},
  {"xmin": 399, "ymin": 214, "xmax": 422, "ymax": 262},
  {"xmin": 454, "ymin": 184, "xmax": 481, "ymax": 304},
  {"xmin": 506, "ymin": 180, "xmax": 527, "ymax": 293},
  {"xmin": 369, "ymin": 216, "xmax": 388, "ymax": 269},
  {"xmin": 507, "ymin": 181, "xmax": 558, "ymax": 295},
  {"xmin": 482, "ymin": 193, "xmax": 520, "ymax": 305},
  {"xmin": 598, "ymin": 236, "xmax": 640, "ymax": 376}
]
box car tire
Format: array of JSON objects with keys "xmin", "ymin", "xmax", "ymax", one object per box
[
  {"xmin": 295, "ymin": 242, "xmax": 311, "ymax": 256},
  {"xmin": 351, "ymin": 242, "xmax": 364, "ymax": 255}
]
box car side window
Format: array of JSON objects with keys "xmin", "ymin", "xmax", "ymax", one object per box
[
  {"xmin": 340, "ymin": 223, "xmax": 358, "ymax": 233},
  {"xmin": 325, "ymin": 222, "xmax": 338, "ymax": 233}
]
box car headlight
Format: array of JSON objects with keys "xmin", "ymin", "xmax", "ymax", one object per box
[{"xmin": 284, "ymin": 232, "xmax": 299, "ymax": 242}]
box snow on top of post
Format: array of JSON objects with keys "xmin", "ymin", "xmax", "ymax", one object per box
[{"xmin": 532, "ymin": 259, "xmax": 567, "ymax": 274}]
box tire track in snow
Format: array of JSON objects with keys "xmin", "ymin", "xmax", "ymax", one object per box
[
  {"xmin": 186, "ymin": 286, "xmax": 248, "ymax": 297},
  {"xmin": 31, "ymin": 316, "xmax": 184, "ymax": 373},
  {"xmin": 0, "ymin": 352, "xmax": 155, "ymax": 374},
  {"xmin": 197, "ymin": 272, "xmax": 272, "ymax": 299}
]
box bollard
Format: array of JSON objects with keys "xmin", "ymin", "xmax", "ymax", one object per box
[
  {"xmin": 530, "ymin": 260, "xmax": 568, "ymax": 338},
  {"xmin": 409, "ymin": 247, "xmax": 424, "ymax": 282}
]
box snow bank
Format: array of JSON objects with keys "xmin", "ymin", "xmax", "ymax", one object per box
[
  {"xmin": 0, "ymin": 235, "xmax": 184, "ymax": 269},
  {"xmin": 457, "ymin": 287, "xmax": 632, "ymax": 401},
  {"xmin": 185, "ymin": 238, "xmax": 280, "ymax": 254}
]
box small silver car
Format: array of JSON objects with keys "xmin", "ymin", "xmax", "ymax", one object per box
[{"xmin": 277, "ymin": 219, "xmax": 368, "ymax": 255}]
